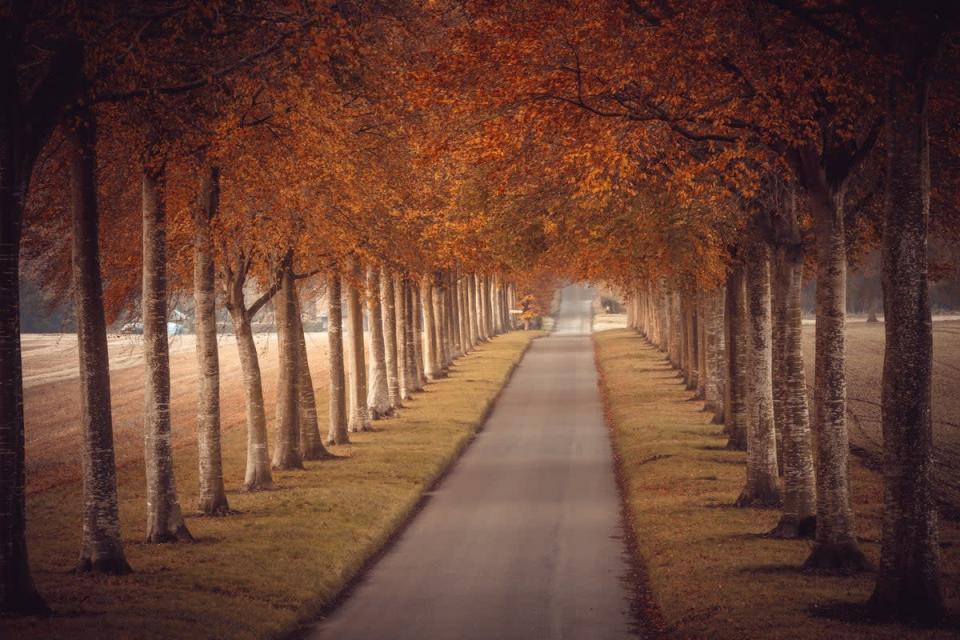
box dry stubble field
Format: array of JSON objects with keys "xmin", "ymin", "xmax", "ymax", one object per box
[
  {"xmin": 21, "ymin": 330, "xmax": 330, "ymax": 494},
  {"xmin": 800, "ymin": 320, "xmax": 960, "ymax": 512}
]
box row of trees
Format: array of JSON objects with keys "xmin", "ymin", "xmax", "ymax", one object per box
[
  {"xmin": 416, "ymin": 0, "xmax": 957, "ymax": 626},
  {"xmin": 1, "ymin": 0, "xmax": 552, "ymax": 616},
  {"xmin": 2, "ymin": 0, "xmax": 957, "ymax": 627}
]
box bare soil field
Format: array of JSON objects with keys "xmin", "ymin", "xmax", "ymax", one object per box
[
  {"xmin": 21, "ymin": 331, "xmax": 329, "ymax": 494},
  {"xmin": 801, "ymin": 320, "xmax": 960, "ymax": 514}
]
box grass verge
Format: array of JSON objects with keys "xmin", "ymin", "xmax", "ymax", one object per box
[
  {"xmin": 4, "ymin": 330, "xmax": 542, "ymax": 640},
  {"xmin": 593, "ymin": 328, "xmax": 959, "ymax": 640}
]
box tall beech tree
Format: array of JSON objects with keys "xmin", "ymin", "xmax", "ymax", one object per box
[
  {"xmin": 141, "ymin": 151, "xmax": 192, "ymax": 543},
  {"xmin": 67, "ymin": 107, "xmax": 132, "ymax": 571},
  {"xmin": 192, "ymin": 161, "xmax": 229, "ymax": 515}
]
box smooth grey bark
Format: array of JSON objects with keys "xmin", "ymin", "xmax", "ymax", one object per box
[
  {"xmin": 141, "ymin": 163, "xmax": 192, "ymax": 543},
  {"xmin": 490, "ymin": 275, "xmax": 503, "ymax": 336},
  {"xmin": 736, "ymin": 242, "xmax": 781, "ymax": 508},
  {"xmin": 366, "ymin": 265, "xmax": 392, "ymax": 418},
  {"xmin": 412, "ymin": 282, "xmax": 426, "ymax": 388},
  {"xmin": 381, "ymin": 267, "xmax": 401, "ymax": 409},
  {"xmin": 432, "ymin": 273, "xmax": 449, "ymax": 373},
  {"xmin": 704, "ymin": 289, "xmax": 726, "ymax": 423},
  {"xmin": 454, "ymin": 272, "xmax": 466, "ymax": 356},
  {"xmin": 293, "ymin": 286, "xmax": 326, "ymax": 460},
  {"xmin": 327, "ymin": 273, "xmax": 349, "ymax": 445},
  {"xmin": 421, "ymin": 275, "xmax": 438, "ymax": 380},
  {"xmin": 394, "ymin": 274, "xmax": 412, "ymax": 400},
  {"xmin": 724, "ymin": 267, "xmax": 748, "ymax": 451},
  {"xmin": 222, "ymin": 254, "xmax": 278, "ymax": 490},
  {"xmin": 68, "ymin": 108, "xmax": 131, "ymax": 571},
  {"xmin": 869, "ymin": 29, "xmax": 944, "ymax": 622},
  {"xmin": 799, "ymin": 147, "xmax": 869, "ymax": 571},
  {"xmin": 192, "ymin": 162, "xmax": 229, "ymax": 515},
  {"xmin": 695, "ymin": 296, "xmax": 707, "ymax": 400},
  {"xmin": 683, "ymin": 294, "xmax": 698, "ymax": 390},
  {"xmin": 668, "ymin": 293, "xmax": 682, "ymax": 370},
  {"xmin": 0, "ymin": 31, "xmax": 82, "ymax": 616},
  {"xmin": 468, "ymin": 274, "xmax": 480, "ymax": 345},
  {"xmin": 478, "ymin": 275, "xmax": 490, "ymax": 341},
  {"xmin": 770, "ymin": 231, "xmax": 817, "ymax": 538},
  {"xmin": 346, "ymin": 260, "xmax": 371, "ymax": 433},
  {"xmin": 272, "ymin": 260, "xmax": 303, "ymax": 470}
]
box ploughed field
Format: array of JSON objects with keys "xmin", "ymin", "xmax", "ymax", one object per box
[
  {"xmin": 800, "ymin": 319, "xmax": 960, "ymax": 514},
  {"xmin": 21, "ymin": 331, "xmax": 330, "ymax": 494}
]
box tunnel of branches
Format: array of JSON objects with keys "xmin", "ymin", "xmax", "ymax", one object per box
[{"xmin": 1, "ymin": 0, "xmax": 958, "ymax": 627}]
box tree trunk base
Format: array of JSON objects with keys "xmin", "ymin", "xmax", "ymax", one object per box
[
  {"xmin": 369, "ymin": 406, "xmax": 395, "ymax": 420},
  {"xmin": 326, "ymin": 435, "xmax": 350, "ymax": 447},
  {"xmin": 272, "ymin": 454, "xmax": 304, "ymax": 471},
  {"xmin": 726, "ymin": 431, "xmax": 747, "ymax": 451},
  {"xmin": 197, "ymin": 494, "xmax": 232, "ymax": 516},
  {"xmin": 735, "ymin": 486, "xmax": 781, "ymax": 509},
  {"xmin": 0, "ymin": 589, "xmax": 51, "ymax": 617},
  {"xmin": 145, "ymin": 523, "xmax": 194, "ymax": 544},
  {"xmin": 75, "ymin": 553, "xmax": 133, "ymax": 575},
  {"xmin": 868, "ymin": 576, "xmax": 945, "ymax": 626},
  {"xmin": 803, "ymin": 541, "xmax": 872, "ymax": 573},
  {"xmin": 711, "ymin": 411, "xmax": 725, "ymax": 425},
  {"xmin": 242, "ymin": 471, "xmax": 275, "ymax": 492},
  {"xmin": 769, "ymin": 515, "xmax": 816, "ymax": 539},
  {"xmin": 301, "ymin": 443, "xmax": 329, "ymax": 461}
]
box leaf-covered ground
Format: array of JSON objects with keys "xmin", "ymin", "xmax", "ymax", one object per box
[
  {"xmin": 594, "ymin": 328, "xmax": 960, "ymax": 640},
  {"xmin": 4, "ymin": 330, "xmax": 541, "ymax": 640}
]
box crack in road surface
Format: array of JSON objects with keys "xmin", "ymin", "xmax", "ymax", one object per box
[{"xmin": 304, "ymin": 284, "xmax": 639, "ymax": 640}]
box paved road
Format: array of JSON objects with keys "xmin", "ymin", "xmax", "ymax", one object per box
[{"xmin": 306, "ymin": 284, "xmax": 637, "ymax": 640}]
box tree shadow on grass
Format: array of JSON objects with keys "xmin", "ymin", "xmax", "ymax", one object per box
[
  {"xmin": 737, "ymin": 563, "xmax": 806, "ymax": 576},
  {"xmin": 808, "ymin": 600, "xmax": 960, "ymax": 631}
]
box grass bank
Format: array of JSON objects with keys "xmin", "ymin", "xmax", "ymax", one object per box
[
  {"xmin": 593, "ymin": 328, "xmax": 959, "ymax": 640},
  {"xmin": 4, "ymin": 330, "xmax": 541, "ymax": 640}
]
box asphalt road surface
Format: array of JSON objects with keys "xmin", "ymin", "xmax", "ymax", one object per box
[{"xmin": 306, "ymin": 284, "xmax": 638, "ymax": 640}]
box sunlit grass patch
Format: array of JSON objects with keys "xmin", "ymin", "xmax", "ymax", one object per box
[
  {"xmin": 594, "ymin": 328, "xmax": 959, "ymax": 640},
  {"xmin": 6, "ymin": 330, "xmax": 542, "ymax": 640}
]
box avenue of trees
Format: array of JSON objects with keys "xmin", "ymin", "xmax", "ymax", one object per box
[{"xmin": 2, "ymin": 0, "xmax": 958, "ymax": 629}]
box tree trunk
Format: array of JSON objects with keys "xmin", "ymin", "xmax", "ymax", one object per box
[
  {"xmin": 421, "ymin": 275, "xmax": 438, "ymax": 380},
  {"xmin": 394, "ymin": 274, "xmax": 412, "ymax": 400},
  {"xmin": 432, "ymin": 273, "xmax": 448, "ymax": 374},
  {"xmin": 696, "ymin": 295, "xmax": 707, "ymax": 400},
  {"xmin": 770, "ymin": 240, "xmax": 817, "ymax": 539},
  {"xmin": 0, "ymin": 136, "xmax": 48, "ymax": 612},
  {"xmin": 293, "ymin": 286, "xmax": 326, "ymax": 460},
  {"xmin": 479, "ymin": 275, "xmax": 490, "ymax": 340},
  {"xmin": 803, "ymin": 181, "xmax": 869, "ymax": 571},
  {"xmin": 141, "ymin": 164, "xmax": 192, "ymax": 543},
  {"xmin": 725, "ymin": 267, "xmax": 748, "ymax": 450},
  {"xmin": 381, "ymin": 267, "xmax": 401, "ymax": 409},
  {"xmin": 272, "ymin": 260, "xmax": 303, "ymax": 470},
  {"xmin": 736, "ymin": 243, "xmax": 781, "ymax": 507},
  {"xmin": 346, "ymin": 261, "xmax": 370, "ymax": 433},
  {"xmin": 231, "ymin": 313, "xmax": 274, "ymax": 488},
  {"xmin": 327, "ymin": 273, "xmax": 349, "ymax": 445},
  {"xmin": 192, "ymin": 162, "xmax": 229, "ymax": 515},
  {"xmin": 468, "ymin": 274, "xmax": 480, "ymax": 345},
  {"xmin": 413, "ymin": 282, "xmax": 427, "ymax": 388},
  {"xmin": 869, "ymin": 34, "xmax": 944, "ymax": 623},
  {"xmin": 684, "ymin": 294, "xmax": 698, "ymax": 390},
  {"xmin": 705, "ymin": 289, "xmax": 726, "ymax": 423},
  {"xmin": 406, "ymin": 279, "xmax": 423, "ymax": 391},
  {"xmin": 68, "ymin": 109, "xmax": 132, "ymax": 570},
  {"xmin": 366, "ymin": 265, "xmax": 391, "ymax": 418},
  {"xmin": 454, "ymin": 272, "xmax": 467, "ymax": 355}
]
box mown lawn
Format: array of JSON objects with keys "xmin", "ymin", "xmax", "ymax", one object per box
[
  {"xmin": 594, "ymin": 328, "xmax": 960, "ymax": 640},
  {"xmin": 4, "ymin": 330, "xmax": 541, "ymax": 640}
]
